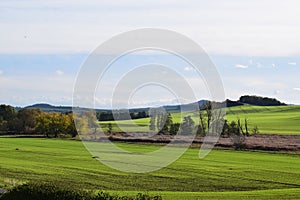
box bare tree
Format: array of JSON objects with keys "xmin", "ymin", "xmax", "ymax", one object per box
[{"xmin": 245, "ymin": 118, "xmax": 249, "ymax": 136}]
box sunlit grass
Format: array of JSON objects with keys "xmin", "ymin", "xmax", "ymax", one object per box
[
  {"xmin": 99, "ymin": 105, "xmax": 300, "ymax": 134},
  {"xmin": 1, "ymin": 138, "xmax": 300, "ymax": 199}
]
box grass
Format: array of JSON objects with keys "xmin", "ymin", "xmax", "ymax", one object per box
[
  {"xmin": 0, "ymin": 138, "xmax": 300, "ymax": 199},
  {"xmin": 99, "ymin": 105, "xmax": 300, "ymax": 134},
  {"xmin": 107, "ymin": 189, "xmax": 300, "ymax": 200},
  {"xmin": 226, "ymin": 105, "xmax": 300, "ymax": 134}
]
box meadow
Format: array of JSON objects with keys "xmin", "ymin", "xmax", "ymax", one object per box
[
  {"xmin": 100, "ymin": 105, "xmax": 300, "ymax": 134},
  {"xmin": 1, "ymin": 138, "xmax": 300, "ymax": 199}
]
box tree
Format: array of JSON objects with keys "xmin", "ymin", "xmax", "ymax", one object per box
[
  {"xmin": 239, "ymin": 95, "xmax": 286, "ymax": 106},
  {"xmin": 221, "ymin": 120, "xmax": 230, "ymax": 137},
  {"xmin": 224, "ymin": 119, "xmax": 258, "ymax": 149},
  {"xmin": 228, "ymin": 121, "xmax": 238, "ymax": 135},
  {"xmin": 107, "ymin": 123, "xmax": 113, "ymax": 134},
  {"xmin": 65, "ymin": 113, "xmax": 77, "ymax": 137},
  {"xmin": 82, "ymin": 110, "xmax": 99, "ymax": 133},
  {"xmin": 36, "ymin": 112, "xmax": 51, "ymax": 137},
  {"xmin": 244, "ymin": 118, "xmax": 249, "ymax": 136},
  {"xmin": 137, "ymin": 111, "xmax": 147, "ymax": 119},
  {"xmin": 204, "ymin": 102, "xmax": 212, "ymax": 132},
  {"xmin": 17, "ymin": 109, "xmax": 41, "ymax": 133},
  {"xmin": 196, "ymin": 124, "xmax": 206, "ymax": 136},
  {"xmin": 199, "ymin": 111, "xmax": 206, "ymax": 135},
  {"xmin": 0, "ymin": 104, "xmax": 16, "ymax": 121},
  {"xmin": 37, "ymin": 112, "xmax": 77, "ymax": 138},
  {"xmin": 160, "ymin": 113, "xmax": 172, "ymax": 134},
  {"xmin": 42, "ymin": 113, "xmax": 64, "ymax": 138},
  {"xmin": 180, "ymin": 116, "xmax": 195, "ymax": 135},
  {"xmin": 197, "ymin": 102, "xmax": 213, "ymax": 136},
  {"xmin": 237, "ymin": 118, "xmax": 243, "ymax": 136},
  {"xmin": 0, "ymin": 105, "xmax": 17, "ymax": 132},
  {"xmin": 170, "ymin": 123, "xmax": 180, "ymax": 135},
  {"xmin": 156, "ymin": 113, "xmax": 162, "ymax": 132},
  {"xmin": 149, "ymin": 110, "xmax": 174, "ymax": 135},
  {"xmin": 149, "ymin": 111, "xmax": 156, "ymax": 131},
  {"xmin": 252, "ymin": 126, "xmax": 259, "ymax": 134}
]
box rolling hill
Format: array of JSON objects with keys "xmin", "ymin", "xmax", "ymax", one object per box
[
  {"xmin": 22, "ymin": 95, "xmax": 300, "ymax": 134},
  {"xmin": 99, "ymin": 105, "xmax": 300, "ymax": 135}
]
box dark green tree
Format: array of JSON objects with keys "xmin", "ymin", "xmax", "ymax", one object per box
[
  {"xmin": 0, "ymin": 104, "xmax": 16, "ymax": 121},
  {"xmin": 0, "ymin": 105, "xmax": 17, "ymax": 132},
  {"xmin": 170, "ymin": 123, "xmax": 180, "ymax": 135},
  {"xmin": 180, "ymin": 116, "xmax": 195, "ymax": 135},
  {"xmin": 107, "ymin": 123, "xmax": 113, "ymax": 134},
  {"xmin": 160, "ymin": 113, "xmax": 173, "ymax": 134},
  {"xmin": 149, "ymin": 112, "xmax": 156, "ymax": 131},
  {"xmin": 17, "ymin": 109, "xmax": 41, "ymax": 133},
  {"xmin": 156, "ymin": 113, "xmax": 162, "ymax": 132},
  {"xmin": 252, "ymin": 126, "xmax": 259, "ymax": 134}
]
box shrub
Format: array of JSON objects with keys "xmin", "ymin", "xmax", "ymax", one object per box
[
  {"xmin": 0, "ymin": 183, "xmax": 88, "ymax": 200},
  {"xmin": 0, "ymin": 183, "xmax": 162, "ymax": 200}
]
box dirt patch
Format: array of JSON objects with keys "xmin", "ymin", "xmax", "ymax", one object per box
[
  {"xmin": 107, "ymin": 133, "xmax": 300, "ymax": 152},
  {"xmin": 2, "ymin": 133, "xmax": 299, "ymax": 152},
  {"xmin": 243, "ymin": 134, "xmax": 300, "ymax": 151}
]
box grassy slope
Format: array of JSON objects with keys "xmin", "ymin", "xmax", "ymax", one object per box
[
  {"xmin": 0, "ymin": 138, "xmax": 299, "ymax": 199},
  {"xmin": 107, "ymin": 189, "xmax": 300, "ymax": 200},
  {"xmin": 226, "ymin": 105, "xmax": 300, "ymax": 134},
  {"xmin": 100, "ymin": 105, "xmax": 300, "ymax": 134}
]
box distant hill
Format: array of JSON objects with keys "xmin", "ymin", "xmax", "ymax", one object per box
[
  {"xmin": 25, "ymin": 103, "xmax": 73, "ymax": 113},
  {"xmin": 238, "ymin": 95, "xmax": 286, "ymax": 106},
  {"xmin": 25, "ymin": 104, "xmax": 114, "ymax": 114},
  {"xmin": 26, "ymin": 103, "xmax": 57, "ymax": 109},
  {"xmin": 225, "ymin": 99, "xmax": 244, "ymax": 107},
  {"xmin": 22, "ymin": 95, "xmax": 286, "ymax": 113},
  {"xmin": 162, "ymin": 100, "xmax": 209, "ymax": 113}
]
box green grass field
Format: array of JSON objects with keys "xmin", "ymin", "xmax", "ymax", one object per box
[
  {"xmin": 100, "ymin": 105, "xmax": 300, "ymax": 134},
  {"xmin": 1, "ymin": 138, "xmax": 300, "ymax": 199},
  {"xmin": 225, "ymin": 105, "xmax": 300, "ymax": 134}
]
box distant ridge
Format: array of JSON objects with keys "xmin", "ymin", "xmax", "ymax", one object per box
[
  {"xmin": 22, "ymin": 95, "xmax": 286, "ymax": 113},
  {"xmin": 25, "ymin": 103, "xmax": 73, "ymax": 113},
  {"xmin": 238, "ymin": 95, "xmax": 286, "ymax": 106},
  {"xmin": 225, "ymin": 99, "xmax": 244, "ymax": 107},
  {"xmin": 26, "ymin": 103, "xmax": 57, "ymax": 109}
]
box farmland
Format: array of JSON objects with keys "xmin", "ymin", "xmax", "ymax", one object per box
[
  {"xmin": 1, "ymin": 138, "xmax": 300, "ymax": 199},
  {"xmin": 100, "ymin": 105, "xmax": 300, "ymax": 134}
]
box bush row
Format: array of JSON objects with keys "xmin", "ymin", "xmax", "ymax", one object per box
[{"xmin": 0, "ymin": 183, "xmax": 162, "ymax": 200}]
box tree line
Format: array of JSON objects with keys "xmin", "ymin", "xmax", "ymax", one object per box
[
  {"xmin": 148, "ymin": 102, "xmax": 259, "ymax": 137},
  {"xmin": 0, "ymin": 103, "xmax": 259, "ymax": 140},
  {"xmin": 0, "ymin": 104, "xmax": 77, "ymax": 138},
  {"xmin": 96, "ymin": 111, "xmax": 148, "ymax": 121},
  {"xmin": 239, "ymin": 95, "xmax": 286, "ymax": 106}
]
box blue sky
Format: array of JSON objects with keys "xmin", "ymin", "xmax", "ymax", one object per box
[{"xmin": 0, "ymin": 0, "xmax": 300, "ymax": 107}]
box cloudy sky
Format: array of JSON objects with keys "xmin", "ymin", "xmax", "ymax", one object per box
[{"xmin": 0, "ymin": 0, "xmax": 300, "ymax": 107}]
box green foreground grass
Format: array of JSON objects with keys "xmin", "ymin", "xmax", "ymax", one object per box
[
  {"xmin": 1, "ymin": 138, "xmax": 300, "ymax": 199},
  {"xmin": 100, "ymin": 105, "xmax": 300, "ymax": 134},
  {"xmin": 107, "ymin": 189, "xmax": 300, "ymax": 200}
]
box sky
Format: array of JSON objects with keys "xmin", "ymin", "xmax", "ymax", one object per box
[{"xmin": 0, "ymin": 0, "xmax": 300, "ymax": 107}]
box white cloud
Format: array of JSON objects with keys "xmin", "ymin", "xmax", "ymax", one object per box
[
  {"xmin": 235, "ymin": 64, "xmax": 248, "ymax": 69},
  {"xmin": 256, "ymin": 63, "xmax": 263, "ymax": 68},
  {"xmin": 256, "ymin": 62, "xmax": 276, "ymax": 68},
  {"xmin": 288, "ymin": 62, "xmax": 297, "ymax": 66},
  {"xmin": 0, "ymin": 0, "xmax": 300, "ymax": 56},
  {"xmin": 0, "ymin": 74, "xmax": 75, "ymax": 106},
  {"xmin": 293, "ymin": 88, "xmax": 300, "ymax": 92},
  {"xmin": 184, "ymin": 66, "xmax": 195, "ymax": 71},
  {"xmin": 0, "ymin": 70, "xmax": 3, "ymax": 75},
  {"xmin": 56, "ymin": 70, "xmax": 64, "ymax": 76},
  {"xmin": 274, "ymin": 90, "xmax": 280, "ymax": 95}
]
